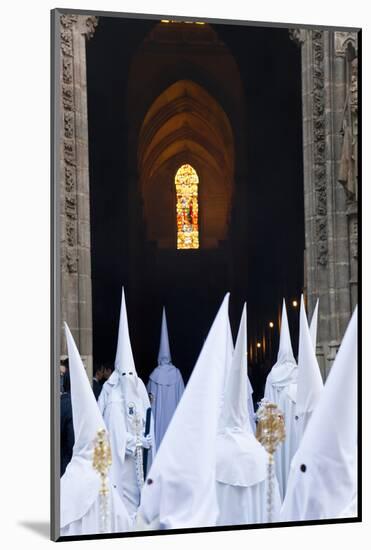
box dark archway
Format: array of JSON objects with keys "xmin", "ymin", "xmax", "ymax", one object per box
[
  {"xmin": 138, "ymin": 79, "xmax": 235, "ymax": 249},
  {"xmin": 86, "ymin": 18, "xmax": 304, "ymax": 396}
]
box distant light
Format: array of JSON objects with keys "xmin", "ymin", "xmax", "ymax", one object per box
[
  {"xmin": 257, "ymin": 342, "xmax": 262, "ymax": 348},
  {"xmin": 161, "ymin": 19, "xmax": 170, "ymax": 23},
  {"xmin": 292, "ymin": 300, "xmax": 298, "ymax": 308},
  {"xmin": 269, "ymin": 321, "xmax": 274, "ymax": 328},
  {"xmin": 195, "ymin": 21, "xmax": 206, "ymax": 24}
]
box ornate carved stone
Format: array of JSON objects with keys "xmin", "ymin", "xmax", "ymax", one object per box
[
  {"xmin": 66, "ymin": 220, "xmax": 76, "ymax": 247},
  {"xmin": 289, "ymin": 28, "xmax": 306, "ymax": 46},
  {"xmin": 65, "ymin": 166, "xmax": 75, "ymax": 192},
  {"xmin": 62, "ymin": 57, "xmax": 73, "ymax": 84},
  {"xmin": 311, "ymin": 30, "xmax": 328, "ymax": 266},
  {"xmin": 65, "ymin": 195, "xmax": 77, "ymax": 219},
  {"xmin": 64, "ymin": 140, "xmax": 76, "ymax": 166},
  {"xmin": 60, "ymin": 14, "xmax": 78, "ymax": 29},
  {"xmin": 64, "ymin": 111, "xmax": 74, "ymax": 139},
  {"xmin": 60, "ymin": 28, "xmax": 73, "ymax": 57},
  {"xmin": 82, "ymin": 16, "xmax": 99, "ymax": 39},
  {"xmin": 62, "ymin": 85, "xmax": 74, "ymax": 111},
  {"xmin": 349, "ymin": 216, "xmax": 358, "ymax": 259},
  {"xmin": 334, "ymin": 31, "xmax": 358, "ymax": 57},
  {"xmin": 338, "ymin": 54, "xmax": 358, "ymax": 201},
  {"xmin": 58, "ymin": 12, "xmax": 98, "ymax": 377}
]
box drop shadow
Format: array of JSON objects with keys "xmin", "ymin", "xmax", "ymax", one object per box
[{"xmin": 18, "ymin": 521, "xmax": 50, "ymax": 539}]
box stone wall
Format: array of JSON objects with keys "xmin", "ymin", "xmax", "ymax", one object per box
[
  {"xmin": 291, "ymin": 29, "xmax": 358, "ymax": 377},
  {"xmin": 59, "ymin": 13, "xmax": 98, "ymax": 380}
]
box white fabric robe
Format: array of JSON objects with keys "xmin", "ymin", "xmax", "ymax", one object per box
[
  {"xmin": 61, "ymin": 486, "xmax": 132, "ymax": 536},
  {"xmin": 61, "ymin": 323, "xmax": 131, "ymax": 537},
  {"xmin": 138, "ymin": 294, "xmax": 231, "ymax": 530},
  {"xmin": 216, "ymin": 305, "xmax": 281, "ymax": 526},
  {"xmin": 147, "ymin": 363, "xmax": 184, "ymax": 447},
  {"xmin": 264, "ymin": 368, "xmax": 298, "ymax": 500},
  {"xmin": 281, "ymin": 309, "xmax": 358, "ymax": 522},
  {"xmin": 216, "ymin": 478, "xmax": 281, "ymax": 526},
  {"xmin": 99, "ymin": 373, "xmax": 155, "ymax": 518}
]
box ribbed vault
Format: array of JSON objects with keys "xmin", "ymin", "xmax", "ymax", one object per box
[{"xmin": 138, "ymin": 79, "xmax": 235, "ymax": 248}]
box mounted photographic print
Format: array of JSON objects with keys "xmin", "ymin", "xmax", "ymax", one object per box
[{"xmin": 51, "ymin": 7, "xmax": 361, "ymax": 542}]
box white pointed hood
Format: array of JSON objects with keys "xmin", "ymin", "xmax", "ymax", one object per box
[
  {"xmin": 60, "ymin": 323, "xmax": 106, "ymax": 528},
  {"xmin": 266, "ymin": 299, "xmax": 297, "ymax": 386},
  {"xmin": 281, "ymin": 308, "xmax": 358, "ymax": 521},
  {"xmin": 158, "ymin": 307, "xmax": 171, "ymax": 365},
  {"xmin": 138, "ymin": 293, "xmax": 231, "ymax": 529},
  {"xmin": 296, "ymin": 295, "xmax": 323, "ymax": 416},
  {"xmin": 277, "ymin": 299, "xmax": 296, "ymax": 364},
  {"xmin": 216, "ymin": 304, "xmax": 267, "ymax": 487},
  {"xmin": 220, "ymin": 305, "xmax": 249, "ymax": 431},
  {"xmin": 115, "ymin": 286, "xmax": 136, "ymax": 377},
  {"xmin": 111, "ymin": 287, "xmax": 147, "ymax": 418},
  {"xmin": 309, "ymin": 299, "xmax": 319, "ymax": 351}
]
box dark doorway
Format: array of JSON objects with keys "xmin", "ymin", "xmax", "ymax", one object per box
[{"xmin": 86, "ymin": 17, "xmax": 304, "ymax": 398}]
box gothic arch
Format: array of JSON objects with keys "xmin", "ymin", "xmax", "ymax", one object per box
[
  {"xmin": 138, "ymin": 80, "xmax": 235, "ymax": 248},
  {"xmin": 126, "ymin": 21, "xmax": 247, "ymax": 249}
]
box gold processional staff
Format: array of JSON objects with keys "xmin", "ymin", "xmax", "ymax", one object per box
[{"xmin": 256, "ymin": 399, "xmax": 286, "ymax": 523}]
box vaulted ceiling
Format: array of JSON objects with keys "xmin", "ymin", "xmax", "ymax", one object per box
[
  {"xmin": 126, "ymin": 22, "xmax": 246, "ymax": 249},
  {"xmin": 138, "ymin": 79, "xmax": 235, "ymax": 248}
]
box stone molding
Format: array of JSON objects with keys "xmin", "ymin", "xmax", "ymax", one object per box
[
  {"xmin": 60, "ymin": 14, "xmax": 98, "ymax": 274},
  {"xmin": 312, "ymin": 30, "xmax": 328, "ymax": 266},
  {"xmin": 288, "ymin": 28, "xmax": 306, "ymax": 46},
  {"xmin": 334, "ymin": 31, "xmax": 358, "ymax": 57}
]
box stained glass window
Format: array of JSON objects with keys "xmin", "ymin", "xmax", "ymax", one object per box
[{"xmin": 175, "ymin": 164, "xmax": 199, "ymax": 249}]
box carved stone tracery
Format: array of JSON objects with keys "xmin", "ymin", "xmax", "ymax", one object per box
[
  {"xmin": 59, "ymin": 12, "xmax": 98, "ymax": 374},
  {"xmin": 334, "ymin": 31, "xmax": 357, "ymax": 57},
  {"xmin": 61, "ymin": 15, "xmax": 77, "ymax": 273},
  {"xmin": 60, "ymin": 15, "xmax": 98, "ymax": 274},
  {"xmin": 312, "ymin": 30, "xmax": 328, "ymax": 266},
  {"xmin": 288, "ymin": 28, "xmax": 306, "ymax": 46}
]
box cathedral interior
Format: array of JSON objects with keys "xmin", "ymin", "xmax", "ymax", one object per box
[{"xmin": 85, "ymin": 18, "xmax": 304, "ymax": 386}]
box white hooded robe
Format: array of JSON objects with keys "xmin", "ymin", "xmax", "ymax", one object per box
[
  {"xmin": 295, "ymin": 296, "xmax": 323, "ymax": 445},
  {"xmin": 281, "ymin": 308, "xmax": 358, "ymax": 522},
  {"xmin": 264, "ymin": 299, "xmax": 298, "ymax": 499},
  {"xmin": 216, "ymin": 305, "xmax": 281, "ymax": 526},
  {"xmin": 137, "ymin": 293, "xmax": 231, "ymax": 530},
  {"xmin": 98, "ymin": 288, "xmax": 155, "ymax": 518},
  {"xmin": 61, "ymin": 324, "xmax": 131, "ymax": 536},
  {"xmin": 147, "ymin": 308, "xmax": 184, "ymax": 447}
]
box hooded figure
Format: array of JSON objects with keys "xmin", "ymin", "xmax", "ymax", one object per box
[
  {"xmin": 61, "ymin": 324, "xmax": 131, "ymax": 536},
  {"xmin": 281, "ymin": 308, "xmax": 357, "ymax": 522},
  {"xmin": 216, "ymin": 305, "xmax": 281, "ymax": 525},
  {"xmin": 221, "ymin": 317, "xmax": 255, "ymax": 432},
  {"xmin": 98, "ymin": 288, "xmax": 155, "ymax": 518},
  {"xmin": 264, "ymin": 299, "xmax": 298, "ymax": 499},
  {"xmin": 295, "ymin": 296, "xmax": 323, "ymax": 444},
  {"xmin": 147, "ymin": 308, "xmax": 185, "ymax": 447},
  {"xmin": 137, "ymin": 294, "xmax": 231, "ymax": 530}
]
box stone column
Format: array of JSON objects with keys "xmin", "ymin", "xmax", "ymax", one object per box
[
  {"xmin": 335, "ymin": 34, "xmax": 358, "ymax": 313},
  {"xmin": 290, "ymin": 29, "xmax": 358, "ymax": 378},
  {"xmin": 59, "ymin": 14, "xmax": 98, "ymax": 380}
]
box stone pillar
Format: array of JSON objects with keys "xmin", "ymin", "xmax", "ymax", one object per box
[
  {"xmin": 59, "ymin": 14, "xmax": 98, "ymax": 380},
  {"xmin": 290, "ymin": 29, "xmax": 358, "ymax": 378}
]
